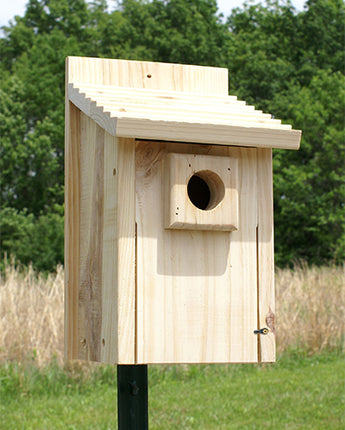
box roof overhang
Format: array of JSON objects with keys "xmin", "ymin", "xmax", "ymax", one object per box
[{"xmin": 67, "ymin": 59, "xmax": 301, "ymax": 150}]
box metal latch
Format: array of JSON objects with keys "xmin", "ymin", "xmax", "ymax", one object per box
[{"xmin": 254, "ymin": 328, "xmax": 269, "ymax": 335}]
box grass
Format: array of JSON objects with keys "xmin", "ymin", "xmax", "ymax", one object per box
[
  {"xmin": 0, "ymin": 261, "xmax": 344, "ymax": 428},
  {"xmin": 0, "ymin": 352, "xmax": 344, "ymax": 429},
  {"xmin": 275, "ymin": 264, "xmax": 345, "ymax": 355},
  {"xmin": 0, "ymin": 260, "xmax": 64, "ymax": 365},
  {"xmin": 149, "ymin": 352, "xmax": 345, "ymax": 429}
]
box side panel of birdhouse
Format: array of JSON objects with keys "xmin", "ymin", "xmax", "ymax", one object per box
[
  {"xmin": 257, "ymin": 148, "xmax": 275, "ymax": 362},
  {"xmin": 65, "ymin": 105, "xmax": 136, "ymax": 364},
  {"xmin": 135, "ymin": 141, "xmax": 263, "ymax": 364},
  {"xmin": 65, "ymin": 102, "xmax": 81, "ymax": 361}
]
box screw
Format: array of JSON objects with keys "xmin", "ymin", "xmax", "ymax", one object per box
[{"xmin": 254, "ymin": 328, "xmax": 269, "ymax": 335}]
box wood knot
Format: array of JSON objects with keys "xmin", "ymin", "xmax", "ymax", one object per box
[{"xmin": 266, "ymin": 309, "xmax": 275, "ymax": 334}]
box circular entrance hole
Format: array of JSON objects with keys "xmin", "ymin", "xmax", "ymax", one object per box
[{"xmin": 187, "ymin": 170, "xmax": 225, "ymax": 211}]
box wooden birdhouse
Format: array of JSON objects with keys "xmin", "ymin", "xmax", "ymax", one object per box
[{"xmin": 65, "ymin": 56, "xmax": 301, "ymax": 365}]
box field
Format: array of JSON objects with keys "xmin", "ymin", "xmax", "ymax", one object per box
[{"xmin": 0, "ymin": 261, "xmax": 344, "ymax": 428}]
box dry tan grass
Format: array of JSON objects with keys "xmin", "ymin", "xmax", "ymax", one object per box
[
  {"xmin": 275, "ymin": 264, "xmax": 345, "ymax": 355},
  {"xmin": 0, "ymin": 261, "xmax": 344, "ymax": 365},
  {"xmin": 0, "ymin": 260, "xmax": 64, "ymax": 366}
]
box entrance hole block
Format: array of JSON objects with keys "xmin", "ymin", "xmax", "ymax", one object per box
[{"xmin": 164, "ymin": 153, "xmax": 239, "ymax": 231}]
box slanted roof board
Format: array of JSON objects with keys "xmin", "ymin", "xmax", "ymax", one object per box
[{"xmin": 68, "ymin": 82, "xmax": 301, "ymax": 150}]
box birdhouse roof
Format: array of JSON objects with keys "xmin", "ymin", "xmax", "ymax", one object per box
[{"xmin": 67, "ymin": 58, "xmax": 301, "ymax": 150}]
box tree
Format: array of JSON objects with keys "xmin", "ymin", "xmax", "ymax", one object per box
[
  {"xmin": 0, "ymin": 0, "xmax": 344, "ymax": 270},
  {"xmin": 0, "ymin": 0, "xmax": 101, "ymax": 271},
  {"xmin": 272, "ymin": 70, "xmax": 345, "ymax": 265},
  {"xmin": 99, "ymin": 0, "xmax": 229, "ymax": 65}
]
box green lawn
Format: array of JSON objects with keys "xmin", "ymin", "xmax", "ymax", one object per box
[{"xmin": 1, "ymin": 352, "xmax": 344, "ymax": 429}]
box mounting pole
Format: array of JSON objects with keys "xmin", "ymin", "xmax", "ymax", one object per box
[{"xmin": 117, "ymin": 365, "xmax": 149, "ymax": 429}]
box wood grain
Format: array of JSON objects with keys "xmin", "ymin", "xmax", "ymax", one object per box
[
  {"xmin": 78, "ymin": 114, "xmax": 104, "ymax": 361},
  {"xmin": 257, "ymin": 148, "xmax": 275, "ymax": 362},
  {"xmin": 164, "ymin": 153, "xmax": 238, "ymax": 231},
  {"xmin": 65, "ymin": 57, "xmax": 278, "ymax": 364},
  {"xmin": 64, "ymin": 102, "xmax": 80, "ymax": 361},
  {"xmin": 66, "ymin": 56, "xmax": 229, "ymax": 95},
  {"xmin": 66, "ymin": 111, "xmax": 136, "ymax": 363},
  {"xmin": 69, "ymin": 84, "xmax": 279, "ymax": 122},
  {"xmin": 116, "ymin": 138, "xmax": 136, "ymax": 364},
  {"xmin": 227, "ymin": 147, "xmax": 258, "ymax": 363},
  {"xmin": 136, "ymin": 141, "xmax": 259, "ymax": 363},
  {"xmin": 100, "ymin": 131, "xmax": 119, "ymax": 363},
  {"xmin": 68, "ymin": 82, "xmax": 301, "ymax": 150}
]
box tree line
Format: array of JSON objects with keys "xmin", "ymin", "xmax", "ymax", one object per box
[{"xmin": 0, "ymin": 0, "xmax": 344, "ymax": 271}]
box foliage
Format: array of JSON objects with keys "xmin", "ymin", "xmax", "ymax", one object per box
[
  {"xmin": 0, "ymin": 206, "xmax": 64, "ymax": 272},
  {"xmin": 0, "ymin": 0, "xmax": 344, "ymax": 270},
  {"xmin": 272, "ymin": 70, "xmax": 345, "ymax": 264},
  {"xmin": 103, "ymin": 0, "xmax": 229, "ymax": 65}
]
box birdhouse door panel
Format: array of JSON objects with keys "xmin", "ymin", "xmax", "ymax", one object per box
[{"xmin": 135, "ymin": 140, "xmax": 261, "ymax": 363}]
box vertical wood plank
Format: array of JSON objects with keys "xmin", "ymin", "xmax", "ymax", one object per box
[
  {"xmin": 68, "ymin": 117, "xmax": 136, "ymax": 364},
  {"xmin": 100, "ymin": 132, "xmax": 119, "ymax": 363},
  {"xmin": 117, "ymin": 138, "xmax": 136, "ymax": 364},
  {"xmin": 78, "ymin": 114, "xmax": 105, "ymax": 361},
  {"xmin": 228, "ymin": 147, "xmax": 258, "ymax": 363},
  {"xmin": 64, "ymin": 102, "xmax": 80, "ymax": 360},
  {"xmin": 257, "ymin": 148, "xmax": 275, "ymax": 362}
]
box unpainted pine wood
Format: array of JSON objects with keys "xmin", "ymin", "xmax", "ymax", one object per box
[
  {"xmin": 74, "ymin": 113, "xmax": 135, "ymax": 363},
  {"xmin": 113, "ymin": 110, "xmax": 288, "ymax": 128},
  {"xmin": 99, "ymin": 136, "xmax": 136, "ymax": 364},
  {"xmin": 99, "ymin": 131, "xmax": 119, "ymax": 363},
  {"xmin": 66, "ymin": 56, "xmax": 229, "ymax": 95},
  {"xmin": 135, "ymin": 141, "xmax": 259, "ymax": 363},
  {"xmin": 78, "ymin": 113, "xmax": 105, "ymax": 361},
  {"xmin": 70, "ymin": 86, "xmax": 285, "ymax": 126},
  {"xmin": 203, "ymin": 145, "xmax": 259, "ymax": 363},
  {"xmin": 227, "ymin": 147, "xmax": 258, "ymax": 363},
  {"xmin": 257, "ymin": 148, "xmax": 276, "ymax": 362},
  {"xmin": 64, "ymin": 102, "xmax": 80, "ymax": 361},
  {"xmin": 66, "ymin": 57, "xmax": 276, "ymax": 364},
  {"xmin": 164, "ymin": 153, "xmax": 239, "ymax": 231},
  {"xmin": 68, "ymin": 83, "xmax": 301, "ymax": 150},
  {"xmin": 118, "ymin": 119, "xmax": 300, "ymax": 149},
  {"xmin": 67, "ymin": 57, "xmax": 228, "ymax": 364},
  {"xmin": 76, "ymin": 116, "xmax": 136, "ymax": 363},
  {"xmin": 71, "ymin": 82, "xmax": 239, "ymax": 102},
  {"xmin": 68, "ymin": 85, "xmax": 117, "ymax": 136},
  {"xmin": 116, "ymin": 138, "xmax": 136, "ymax": 364},
  {"xmin": 101, "ymin": 104, "xmax": 282, "ymax": 127},
  {"xmin": 70, "ymin": 83, "xmax": 275, "ymax": 119}
]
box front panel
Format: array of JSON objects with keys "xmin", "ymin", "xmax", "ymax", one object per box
[{"xmin": 135, "ymin": 140, "xmax": 261, "ymax": 363}]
